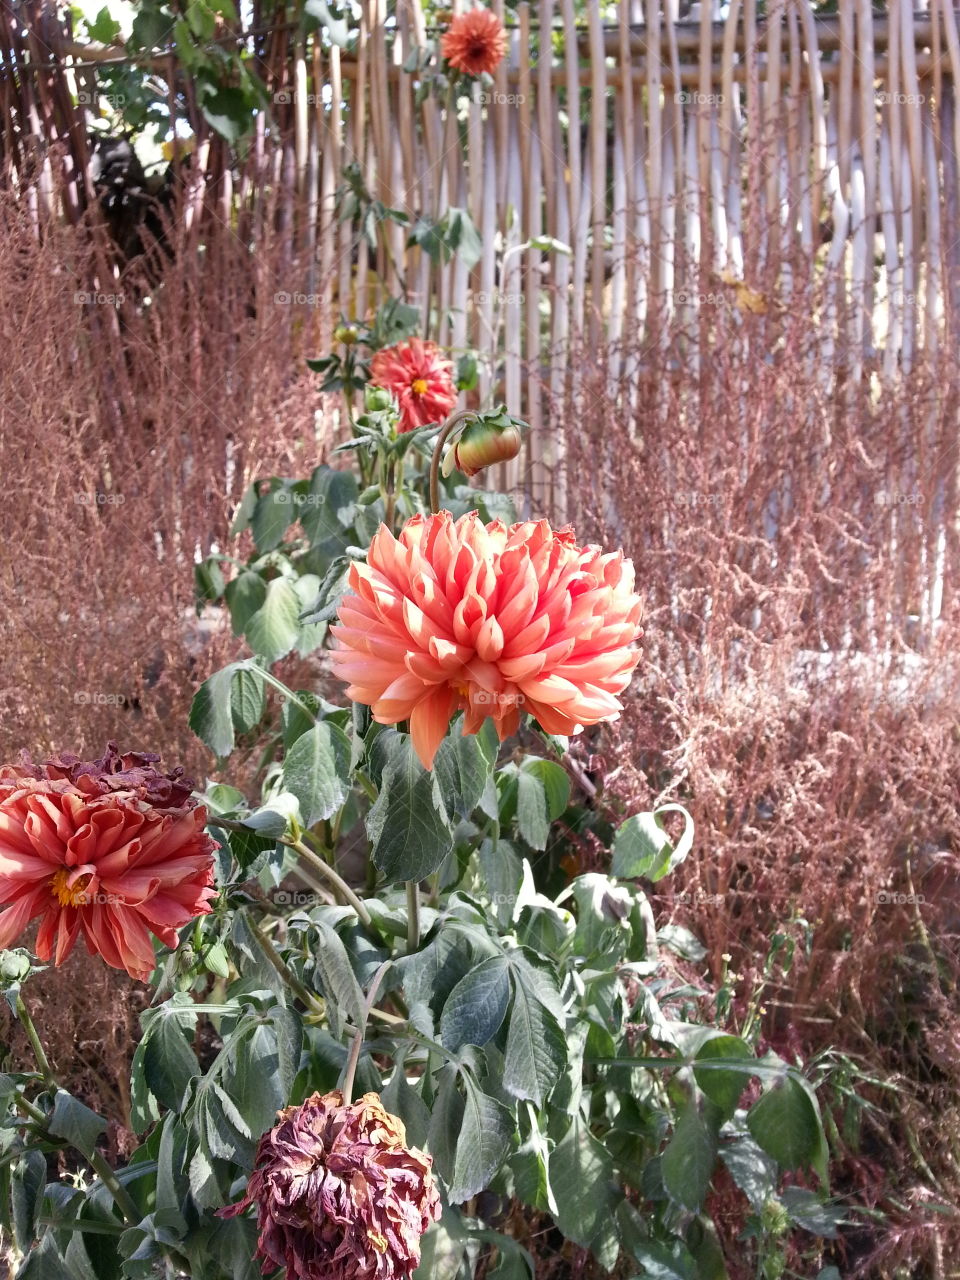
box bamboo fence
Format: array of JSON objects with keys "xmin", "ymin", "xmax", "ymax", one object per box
[{"xmin": 2, "ymin": 2, "xmax": 960, "ymax": 642}]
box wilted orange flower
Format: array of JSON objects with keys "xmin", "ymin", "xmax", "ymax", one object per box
[
  {"xmin": 441, "ymin": 7, "xmax": 508, "ymax": 78},
  {"xmin": 331, "ymin": 512, "xmax": 642, "ymax": 769},
  {"xmin": 368, "ymin": 339, "xmax": 457, "ymax": 434},
  {"xmin": 220, "ymin": 1090, "xmax": 441, "ymax": 1280},
  {"xmin": 0, "ymin": 744, "xmax": 217, "ymax": 981}
]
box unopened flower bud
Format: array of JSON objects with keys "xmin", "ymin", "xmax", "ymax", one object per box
[
  {"xmin": 365, "ymin": 385, "xmax": 395, "ymax": 413},
  {"xmin": 334, "ymin": 324, "xmax": 359, "ymax": 346},
  {"xmin": 0, "ymin": 949, "xmax": 32, "ymax": 983},
  {"xmin": 442, "ymin": 414, "xmax": 523, "ymax": 478}
]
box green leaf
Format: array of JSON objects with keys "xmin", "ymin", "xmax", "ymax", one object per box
[
  {"xmin": 48, "ymin": 1089, "xmax": 106, "ymax": 1159},
  {"xmin": 550, "ymin": 1113, "xmax": 618, "ymax": 1265},
  {"xmin": 502, "ymin": 953, "xmax": 566, "ymax": 1106},
  {"xmin": 434, "ymin": 720, "xmax": 492, "ymax": 818},
  {"xmin": 440, "ymin": 957, "xmax": 511, "ymax": 1051},
  {"xmin": 516, "ymin": 768, "xmax": 548, "ymax": 849},
  {"xmin": 367, "ymin": 735, "xmax": 454, "ymax": 882},
  {"xmin": 189, "ymin": 663, "xmax": 238, "ymax": 756},
  {"xmin": 780, "ymin": 1187, "xmax": 848, "ymax": 1237},
  {"xmin": 719, "ymin": 1134, "xmax": 778, "ymax": 1210},
  {"xmin": 301, "ymin": 466, "xmax": 360, "ymax": 545},
  {"xmin": 661, "ymin": 1094, "xmax": 718, "ymax": 1210},
  {"xmin": 612, "ymin": 805, "xmax": 694, "ymax": 882},
  {"xmin": 224, "ymin": 571, "xmax": 267, "ymax": 637},
  {"xmin": 311, "ymin": 920, "xmax": 365, "ymax": 1038},
  {"xmin": 693, "ymin": 1036, "xmax": 753, "ymax": 1120},
  {"xmin": 16, "ymin": 1235, "xmax": 75, "ymax": 1280},
  {"xmin": 143, "ymin": 1013, "xmax": 201, "ymax": 1114},
  {"xmin": 230, "ymin": 665, "xmax": 265, "ymax": 734},
  {"xmin": 522, "ymin": 758, "xmax": 570, "ymax": 820},
  {"xmin": 282, "ymin": 721, "xmax": 351, "ymax": 826},
  {"xmin": 245, "ymin": 578, "xmax": 302, "ymax": 663},
  {"xmin": 445, "ymin": 207, "xmax": 483, "ymax": 269},
  {"xmin": 442, "ymin": 1071, "xmax": 515, "ymax": 1203},
  {"xmin": 747, "ymin": 1071, "xmax": 827, "ymax": 1177}
]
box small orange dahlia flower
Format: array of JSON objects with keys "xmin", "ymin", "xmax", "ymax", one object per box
[
  {"xmin": 0, "ymin": 744, "xmax": 217, "ymax": 981},
  {"xmin": 368, "ymin": 339, "xmax": 458, "ymax": 434},
  {"xmin": 220, "ymin": 1090, "xmax": 441, "ymax": 1280},
  {"xmin": 331, "ymin": 511, "xmax": 643, "ymax": 769},
  {"xmin": 441, "ymin": 7, "xmax": 508, "ymax": 78}
]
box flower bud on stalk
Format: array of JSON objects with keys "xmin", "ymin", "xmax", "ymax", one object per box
[
  {"xmin": 441, "ymin": 412, "xmax": 523, "ymax": 478},
  {"xmin": 333, "ymin": 324, "xmax": 359, "ymax": 345}
]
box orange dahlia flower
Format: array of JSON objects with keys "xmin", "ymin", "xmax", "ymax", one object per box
[
  {"xmin": 331, "ymin": 512, "xmax": 643, "ymax": 769},
  {"xmin": 220, "ymin": 1090, "xmax": 441, "ymax": 1280},
  {"xmin": 441, "ymin": 7, "xmax": 508, "ymax": 78},
  {"xmin": 0, "ymin": 745, "xmax": 217, "ymax": 981},
  {"xmin": 368, "ymin": 338, "xmax": 458, "ymax": 433}
]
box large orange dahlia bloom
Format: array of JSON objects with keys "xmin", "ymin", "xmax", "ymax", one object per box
[
  {"xmin": 368, "ymin": 339, "xmax": 457, "ymax": 433},
  {"xmin": 0, "ymin": 745, "xmax": 217, "ymax": 981},
  {"xmin": 331, "ymin": 512, "xmax": 642, "ymax": 769},
  {"xmin": 441, "ymin": 8, "xmax": 508, "ymax": 78}
]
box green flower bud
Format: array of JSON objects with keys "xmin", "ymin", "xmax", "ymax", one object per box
[
  {"xmin": 441, "ymin": 415, "xmax": 524, "ymax": 478},
  {"xmin": 0, "ymin": 949, "xmax": 32, "ymax": 983},
  {"xmin": 333, "ymin": 324, "xmax": 359, "ymax": 345},
  {"xmin": 364, "ymin": 385, "xmax": 394, "ymax": 413}
]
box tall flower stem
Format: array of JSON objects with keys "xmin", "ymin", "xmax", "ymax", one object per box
[
  {"xmin": 290, "ymin": 838, "xmax": 373, "ymax": 928},
  {"xmin": 247, "ymin": 918, "xmax": 325, "ymax": 1016},
  {"xmin": 406, "ymin": 880, "xmax": 421, "ymax": 953},
  {"xmin": 15, "ymin": 996, "xmax": 55, "ymax": 1089},
  {"xmin": 429, "ymin": 408, "xmax": 479, "ymax": 514},
  {"xmin": 13, "ymin": 1010, "xmax": 141, "ymax": 1226},
  {"xmin": 342, "ymin": 961, "xmax": 391, "ymax": 1104}
]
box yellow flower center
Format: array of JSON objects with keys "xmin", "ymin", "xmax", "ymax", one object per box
[
  {"xmin": 411, "ymin": 378, "xmax": 429, "ymax": 396},
  {"xmin": 50, "ymin": 867, "xmax": 93, "ymax": 908}
]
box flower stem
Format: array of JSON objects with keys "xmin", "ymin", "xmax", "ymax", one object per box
[
  {"xmin": 291, "ymin": 838, "xmax": 373, "ymax": 928},
  {"xmin": 15, "ymin": 996, "xmax": 55, "ymax": 1089},
  {"xmin": 342, "ymin": 961, "xmax": 391, "ymax": 1104},
  {"xmin": 406, "ymin": 880, "xmax": 421, "ymax": 953},
  {"xmin": 247, "ymin": 917, "xmax": 325, "ymax": 1015},
  {"xmin": 429, "ymin": 409, "xmax": 479, "ymax": 514},
  {"xmin": 14, "ymin": 1088, "xmax": 141, "ymax": 1225}
]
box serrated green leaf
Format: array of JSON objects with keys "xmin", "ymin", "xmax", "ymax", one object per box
[
  {"xmin": 747, "ymin": 1072, "xmax": 826, "ymax": 1176},
  {"xmin": 282, "ymin": 721, "xmax": 351, "ymax": 826},
  {"xmin": 143, "ymin": 1013, "xmax": 200, "ymax": 1114},
  {"xmin": 440, "ymin": 957, "xmax": 511, "ymax": 1051},
  {"xmin": 245, "ymin": 578, "xmax": 302, "ymax": 663},
  {"xmin": 48, "ymin": 1090, "xmax": 106, "ymax": 1159},
  {"xmin": 311, "ymin": 920, "xmax": 365, "ymax": 1037},
  {"xmin": 251, "ymin": 484, "xmax": 295, "ymax": 553},
  {"xmin": 189, "ymin": 663, "xmax": 238, "ymax": 756},
  {"xmin": 367, "ymin": 736, "xmax": 454, "ymax": 882},
  {"xmin": 612, "ymin": 805, "xmax": 694, "ymax": 881},
  {"xmin": 693, "ymin": 1036, "xmax": 753, "ymax": 1119},
  {"xmin": 224, "ymin": 571, "xmax": 267, "ymax": 637},
  {"xmin": 661, "ymin": 1095, "xmax": 718, "ymax": 1210}
]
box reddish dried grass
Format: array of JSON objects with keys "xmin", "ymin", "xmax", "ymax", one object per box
[{"xmin": 548, "ymin": 275, "xmax": 960, "ymax": 1277}]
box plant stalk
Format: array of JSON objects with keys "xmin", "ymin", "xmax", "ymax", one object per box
[
  {"xmin": 429, "ymin": 408, "xmax": 479, "ymax": 513},
  {"xmin": 341, "ymin": 961, "xmax": 392, "ymax": 1103}
]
